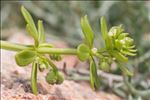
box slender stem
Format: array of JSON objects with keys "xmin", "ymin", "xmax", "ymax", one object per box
[
  {"xmin": 0, "ymin": 40, "xmax": 77, "ymax": 55},
  {"xmin": 1, "ymin": 40, "xmax": 29, "ymax": 51},
  {"xmin": 37, "ymin": 47, "xmax": 77, "ymax": 55},
  {"xmin": 40, "ymin": 56, "xmax": 58, "ymax": 72},
  {"xmin": 31, "ymin": 62, "xmax": 38, "ymax": 95}
]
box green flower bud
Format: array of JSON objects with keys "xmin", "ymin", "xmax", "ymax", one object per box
[
  {"xmin": 38, "ymin": 58, "xmax": 49, "ymax": 72},
  {"xmin": 99, "ymin": 61, "xmax": 110, "ymax": 72},
  {"xmin": 115, "ymin": 39, "xmax": 123, "ymax": 50},
  {"xmin": 56, "ymin": 72, "xmax": 64, "ymax": 84},
  {"xmin": 108, "ymin": 25, "xmax": 124, "ymax": 38},
  {"xmin": 45, "ymin": 70, "xmax": 57, "ymax": 85},
  {"xmin": 108, "ymin": 28, "xmax": 117, "ymax": 37},
  {"xmin": 124, "ymin": 37, "xmax": 133, "ymax": 46},
  {"xmin": 39, "ymin": 63, "xmax": 46, "ymax": 72},
  {"xmin": 49, "ymin": 54, "xmax": 62, "ymax": 61},
  {"xmin": 107, "ymin": 57, "xmax": 113, "ymax": 64},
  {"xmin": 118, "ymin": 33, "xmax": 129, "ymax": 40}
]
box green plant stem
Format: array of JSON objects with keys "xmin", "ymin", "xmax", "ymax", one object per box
[
  {"xmin": 37, "ymin": 47, "xmax": 77, "ymax": 55},
  {"xmin": 1, "ymin": 40, "xmax": 77, "ymax": 55},
  {"xmin": 31, "ymin": 62, "xmax": 38, "ymax": 95},
  {"xmin": 1, "ymin": 40, "xmax": 29, "ymax": 51},
  {"xmin": 40, "ymin": 56, "xmax": 58, "ymax": 72}
]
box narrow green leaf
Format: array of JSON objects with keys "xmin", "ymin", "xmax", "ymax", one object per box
[
  {"xmin": 126, "ymin": 45, "xmax": 135, "ymax": 49},
  {"xmin": 21, "ymin": 6, "xmax": 38, "ymax": 35},
  {"xmin": 38, "ymin": 20, "xmax": 45, "ymax": 43},
  {"xmin": 21, "ymin": 6, "xmax": 38, "ymax": 47},
  {"xmin": 26, "ymin": 24, "xmax": 38, "ymax": 42},
  {"xmin": 80, "ymin": 15, "xmax": 94, "ymax": 48},
  {"xmin": 100, "ymin": 16, "xmax": 108, "ymax": 40},
  {"xmin": 90, "ymin": 58, "xmax": 100, "ymax": 90},
  {"xmin": 15, "ymin": 50, "xmax": 36, "ymax": 66},
  {"xmin": 100, "ymin": 17, "xmax": 113, "ymax": 50},
  {"xmin": 121, "ymin": 50, "xmax": 136, "ymax": 56},
  {"xmin": 111, "ymin": 50, "xmax": 128, "ymax": 63},
  {"xmin": 118, "ymin": 33, "xmax": 129, "ymax": 40},
  {"xmin": 77, "ymin": 43, "xmax": 90, "ymax": 61},
  {"xmin": 128, "ymin": 49, "xmax": 137, "ymax": 52},
  {"xmin": 105, "ymin": 36, "xmax": 113, "ymax": 50}
]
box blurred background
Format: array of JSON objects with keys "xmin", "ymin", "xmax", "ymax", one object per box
[{"xmin": 1, "ymin": 1, "xmax": 150, "ymax": 100}]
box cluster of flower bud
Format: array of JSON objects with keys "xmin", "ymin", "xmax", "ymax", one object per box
[{"xmin": 108, "ymin": 25, "xmax": 136, "ymax": 57}]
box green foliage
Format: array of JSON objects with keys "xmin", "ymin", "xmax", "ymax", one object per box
[
  {"xmin": 100, "ymin": 17, "xmax": 113, "ymax": 50},
  {"xmin": 111, "ymin": 50, "xmax": 128, "ymax": 63},
  {"xmin": 78, "ymin": 15, "xmax": 137, "ymax": 89},
  {"xmin": 21, "ymin": 6, "xmax": 38, "ymax": 35},
  {"xmin": 1, "ymin": 6, "xmax": 137, "ymax": 95},
  {"xmin": 21, "ymin": 6, "xmax": 39, "ymax": 46},
  {"xmin": 77, "ymin": 43, "xmax": 90, "ymax": 61},
  {"xmin": 100, "ymin": 16, "xmax": 108, "ymax": 40},
  {"xmin": 19, "ymin": 6, "xmax": 64, "ymax": 94},
  {"xmin": 1, "ymin": 2, "xmax": 149, "ymax": 99},
  {"xmin": 38, "ymin": 20, "xmax": 45, "ymax": 43},
  {"xmin": 99, "ymin": 17, "xmax": 137, "ymax": 76},
  {"xmin": 80, "ymin": 15, "xmax": 94, "ymax": 48},
  {"xmin": 90, "ymin": 58, "xmax": 100, "ymax": 90},
  {"xmin": 15, "ymin": 50, "xmax": 36, "ymax": 66},
  {"xmin": 99, "ymin": 60, "xmax": 110, "ymax": 72}
]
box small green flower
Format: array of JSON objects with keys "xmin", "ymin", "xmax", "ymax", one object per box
[{"xmin": 99, "ymin": 60, "xmax": 110, "ymax": 72}]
